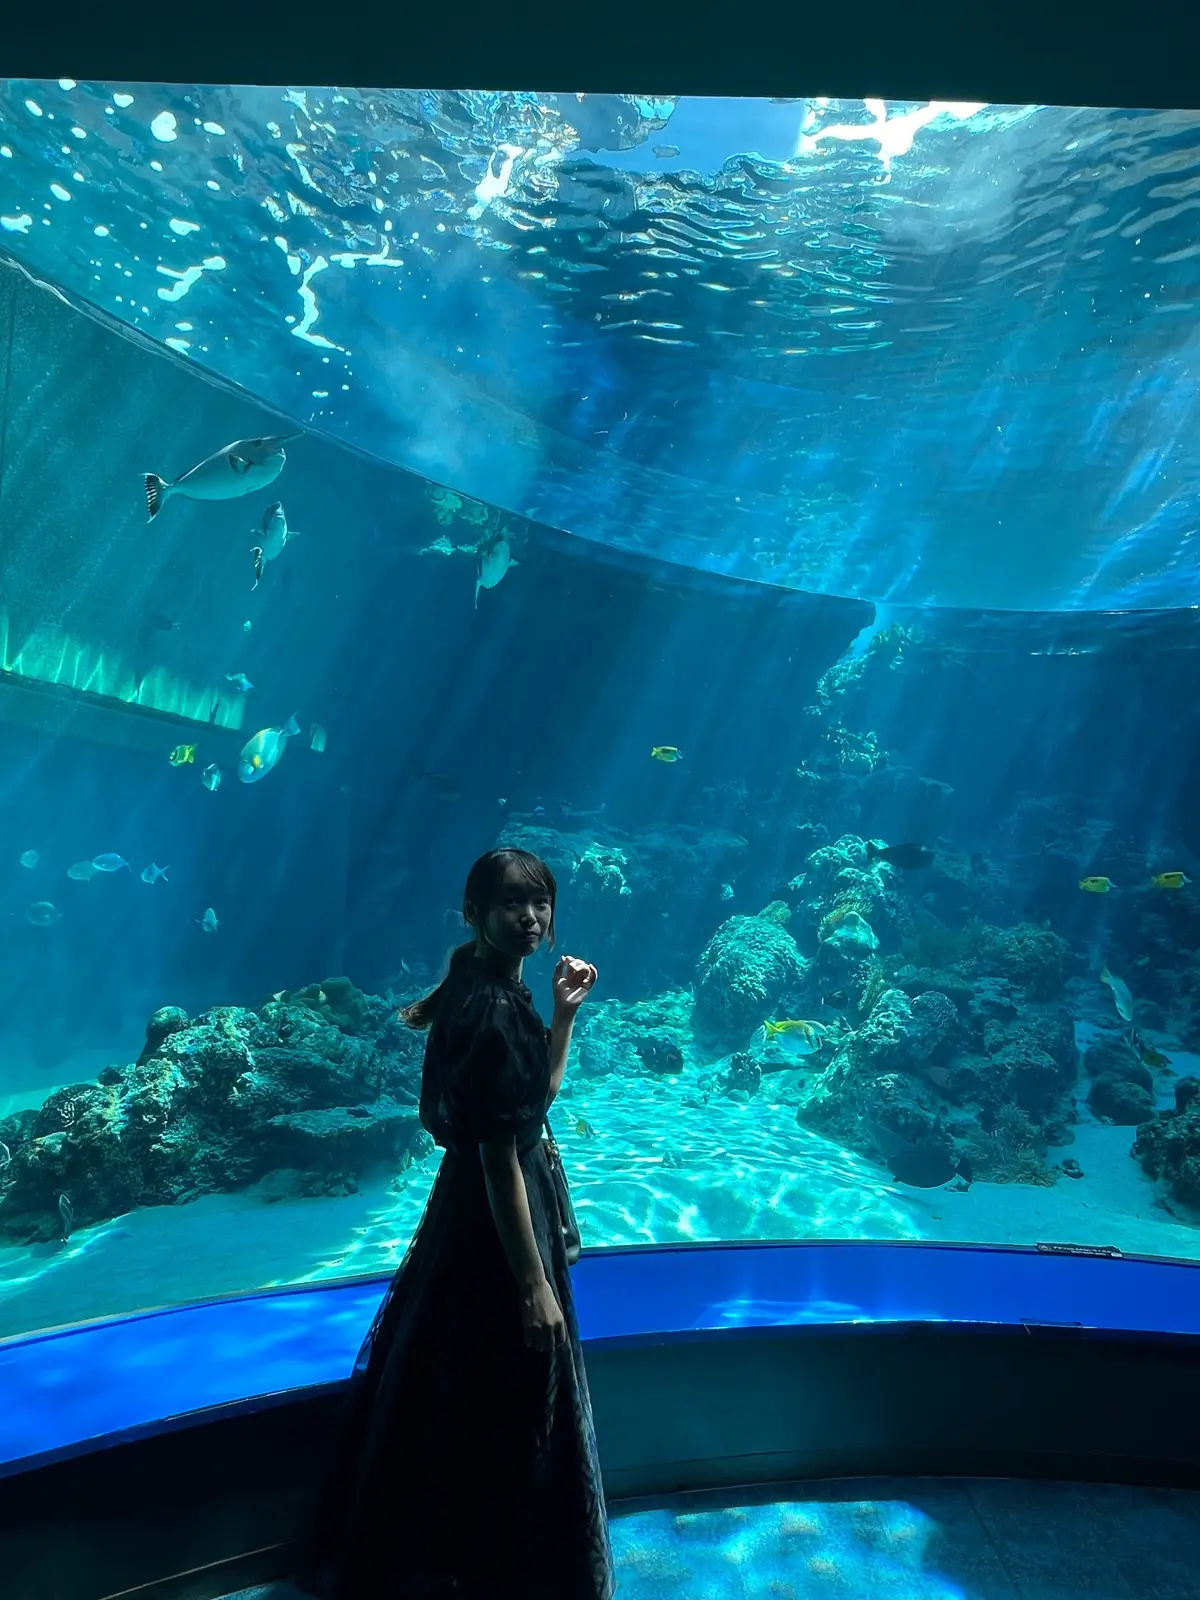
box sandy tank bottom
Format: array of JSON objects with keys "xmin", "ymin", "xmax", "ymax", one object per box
[{"xmin": 0, "ymin": 1043, "xmax": 1196, "ymax": 1341}]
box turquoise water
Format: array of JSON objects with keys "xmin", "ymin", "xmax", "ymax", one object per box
[{"xmin": 0, "ymin": 85, "xmax": 1199, "ymax": 1341}]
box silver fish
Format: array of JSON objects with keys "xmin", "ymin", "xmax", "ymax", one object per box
[
  {"xmin": 25, "ymin": 901, "xmax": 62, "ymax": 926},
  {"xmin": 251, "ymin": 500, "xmax": 299, "ymax": 587},
  {"xmin": 91, "ymin": 853, "xmax": 130, "ymax": 873},
  {"xmin": 66, "ymin": 860, "xmax": 97, "ymax": 881},
  {"xmin": 144, "ymin": 435, "xmax": 299, "ymax": 521},
  {"xmin": 202, "ymin": 763, "xmax": 222, "ymax": 792},
  {"xmin": 140, "ymin": 863, "xmax": 169, "ymax": 884},
  {"xmin": 239, "ymin": 714, "xmax": 301, "ymax": 783},
  {"xmin": 198, "ymin": 907, "xmax": 219, "ymax": 933},
  {"xmin": 1101, "ymin": 965, "xmax": 1134, "ymax": 1023},
  {"xmin": 475, "ymin": 532, "xmax": 516, "ymax": 609}
]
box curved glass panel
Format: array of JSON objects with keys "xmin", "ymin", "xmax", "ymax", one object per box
[
  {"xmin": 0, "ymin": 80, "xmax": 1197, "ymax": 1343},
  {"xmin": 2, "ymin": 83, "xmax": 1200, "ymax": 610}
]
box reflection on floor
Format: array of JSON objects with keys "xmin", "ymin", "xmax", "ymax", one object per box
[{"xmin": 221, "ymin": 1476, "xmax": 1200, "ymax": 1599}]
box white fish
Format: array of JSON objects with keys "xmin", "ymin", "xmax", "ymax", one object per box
[
  {"xmin": 25, "ymin": 901, "xmax": 62, "ymax": 926},
  {"xmin": 753, "ymin": 1019, "xmax": 828, "ymax": 1059},
  {"xmin": 91, "ymin": 853, "xmax": 131, "ymax": 873},
  {"xmin": 202, "ymin": 763, "xmax": 222, "ymax": 792},
  {"xmin": 1101, "ymin": 965, "xmax": 1134, "ymax": 1023},
  {"xmin": 19, "ymin": 850, "xmax": 38, "ymax": 869},
  {"xmin": 239, "ymin": 713, "xmax": 301, "ymax": 783},
  {"xmin": 66, "ymin": 860, "xmax": 98, "ymax": 881},
  {"xmin": 197, "ymin": 907, "xmax": 219, "ymax": 933},
  {"xmin": 252, "ymin": 500, "xmax": 299, "ymax": 587},
  {"xmin": 144, "ymin": 435, "xmax": 298, "ymax": 521},
  {"xmin": 225, "ymin": 673, "xmax": 254, "ymax": 693},
  {"xmin": 309, "ymin": 723, "xmax": 326, "ymax": 753},
  {"xmin": 141, "ymin": 863, "xmax": 169, "ymax": 884},
  {"xmin": 475, "ymin": 533, "xmax": 516, "ymax": 608}
]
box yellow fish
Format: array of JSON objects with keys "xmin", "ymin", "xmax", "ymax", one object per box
[
  {"xmin": 757, "ymin": 1018, "xmax": 828, "ymax": 1058},
  {"xmin": 650, "ymin": 745, "xmax": 682, "ymax": 763},
  {"xmin": 574, "ymin": 1117, "xmax": 596, "ymax": 1138},
  {"xmin": 1079, "ymin": 876, "xmax": 1115, "ymax": 893},
  {"xmin": 1131, "ymin": 1032, "xmax": 1171, "ymax": 1070},
  {"xmin": 1150, "ymin": 871, "xmax": 1190, "ymax": 890},
  {"xmin": 169, "ymin": 743, "xmax": 197, "ymax": 766}
]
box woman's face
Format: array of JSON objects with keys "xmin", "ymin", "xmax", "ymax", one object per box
[{"xmin": 472, "ymin": 863, "xmax": 553, "ymax": 960}]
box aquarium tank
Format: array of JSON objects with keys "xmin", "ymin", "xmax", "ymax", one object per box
[{"xmin": 0, "ymin": 82, "xmax": 1197, "ymax": 1342}]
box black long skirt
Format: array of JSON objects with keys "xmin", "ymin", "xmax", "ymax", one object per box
[{"xmin": 296, "ymin": 1136, "xmax": 614, "ymax": 1600}]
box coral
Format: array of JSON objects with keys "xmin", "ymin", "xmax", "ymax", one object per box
[
  {"xmin": 822, "ymin": 910, "xmax": 880, "ymax": 954},
  {"xmin": 1134, "ymin": 1100, "xmax": 1200, "ymax": 1210},
  {"xmin": 0, "ymin": 992, "xmax": 426, "ymax": 1243},
  {"xmin": 757, "ymin": 900, "xmax": 792, "ymax": 926},
  {"xmin": 901, "ymin": 915, "xmax": 984, "ymax": 974},
  {"xmin": 967, "ymin": 977, "xmax": 1021, "ymax": 1025},
  {"xmin": 693, "ymin": 915, "xmax": 807, "ymax": 1051},
  {"xmin": 845, "ymin": 990, "xmax": 922, "ymax": 1076},
  {"xmin": 857, "ymin": 960, "xmax": 890, "ymax": 1018},
  {"xmin": 283, "ymin": 977, "xmax": 369, "ymax": 1035},
  {"xmin": 137, "ymin": 1005, "xmax": 189, "ymax": 1066},
  {"xmin": 572, "ymin": 842, "xmax": 632, "ymax": 900},
  {"xmin": 908, "ymin": 991, "xmax": 959, "ymax": 1061},
  {"xmin": 718, "ymin": 1053, "xmax": 762, "ymax": 1100},
  {"xmin": 966, "ymin": 924, "xmax": 1069, "ymax": 1000},
  {"xmin": 798, "ymin": 1048, "xmax": 946, "ymax": 1161},
  {"xmin": 1083, "ymin": 1036, "xmax": 1152, "ymax": 1091},
  {"xmin": 801, "ymin": 836, "xmax": 914, "ymax": 956},
  {"xmin": 1088, "ymin": 1075, "xmax": 1154, "ymax": 1125},
  {"xmin": 966, "ymin": 1104, "xmax": 1058, "ymax": 1186},
  {"xmin": 573, "ymin": 990, "xmax": 694, "ymax": 1080}
]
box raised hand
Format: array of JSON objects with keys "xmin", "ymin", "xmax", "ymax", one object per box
[{"xmin": 552, "ymin": 955, "xmax": 598, "ymax": 1016}]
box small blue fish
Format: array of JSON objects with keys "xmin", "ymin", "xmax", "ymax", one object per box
[
  {"xmin": 197, "ymin": 907, "xmax": 219, "ymax": 933},
  {"xmin": 225, "ymin": 672, "xmax": 254, "ymax": 693},
  {"xmin": 141, "ymin": 863, "xmax": 169, "ymax": 884},
  {"xmin": 19, "ymin": 850, "xmax": 38, "ymax": 869},
  {"xmin": 202, "ymin": 763, "xmax": 222, "ymax": 792},
  {"xmin": 92, "ymin": 854, "xmax": 131, "ymax": 874}
]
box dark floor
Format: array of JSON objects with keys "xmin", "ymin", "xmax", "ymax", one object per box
[{"xmin": 223, "ymin": 1477, "xmax": 1200, "ymax": 1599}]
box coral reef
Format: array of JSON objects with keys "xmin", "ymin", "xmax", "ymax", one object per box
[
  {"xmin": 1088, "ymin": 1075, "xmax": 1154, "ymax": 1125},
  {"xmin": 281, "ymin": 976, "xmax": 370, "ymax": 1035},
  {"xmin": 572, "ymin": 990, "xmax": 694, "ymax": 1081},
  {"xmin": 693, "ymin": 915, "xmax": 807, "ymax": 1051},
  {"xmin": 1134, "ymin": 1096, "xmax": 1200, "ymax": 1212},
  {"xmin": 0, "ymin": 990, "xmax": 427, "ymax": 1243},
  {"xmin": 964, "ymin": 1104, "xmax": 1057, "ymax": 1187}
]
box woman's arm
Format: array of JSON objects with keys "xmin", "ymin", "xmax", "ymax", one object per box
[
  {"xmin": 545, "ymin": 1008, "xmax": 576, "ymax": 1107},
  {"xmin": 480, "ymin": 1139, "xmax": 547, "ymax": 1290}
]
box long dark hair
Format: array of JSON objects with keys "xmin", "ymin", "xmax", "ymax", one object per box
[{"xmin": 402, "ymin": 848, "xmax": 558, "ymax": 1029}]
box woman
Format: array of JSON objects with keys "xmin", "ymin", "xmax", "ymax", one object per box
[{"xmin": 297, "ymin": 847, "xmax": 614, "ymax": 1600}]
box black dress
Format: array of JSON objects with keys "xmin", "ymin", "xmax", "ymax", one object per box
[{"xmin": 296, "ymin": 958, "xmax": 614, "ymax": 1600}]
